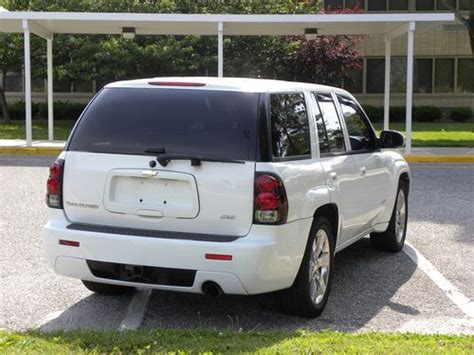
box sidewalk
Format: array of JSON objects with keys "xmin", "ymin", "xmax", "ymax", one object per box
[{"xmin": 0, "ymin": 139, "xmax": 473, "ymax": 163}]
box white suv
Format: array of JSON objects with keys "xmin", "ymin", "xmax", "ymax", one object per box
[{"xmin": 44, "ymin": 77, "xmax": 410, "ymax": 317}]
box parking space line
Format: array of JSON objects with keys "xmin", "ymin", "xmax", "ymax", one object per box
[
  {"xmin": 118, "ymin": 288, "xmax": 152, "ymax": 331},
  {"xmin": 403, "ymin": 241, "xmax": 474, "ymax": 318}
]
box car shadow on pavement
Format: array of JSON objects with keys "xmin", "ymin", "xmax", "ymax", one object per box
[
  {"xmin": 39, "ymin": 292, "xmax": 133, "ymax": 332},
  {"xmin": 38, "ymin": 238, "xmax": 417, "ymax": 332},
  {"xmin": 141, "ymin": 238, "xmax": 418, "ymax": 332}
]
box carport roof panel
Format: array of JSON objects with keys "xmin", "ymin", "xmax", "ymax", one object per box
[{"xmin": 0, "ymin": 12, "xmax": 456, "ymax": 36}]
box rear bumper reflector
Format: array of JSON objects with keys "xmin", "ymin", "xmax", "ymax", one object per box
[
  {"xmin": 67, "ymin": 223, "xmax": 239, "ymax": 243},
  {"xmin": 205, "ymin": 253, "xmax": 233, "ymax": 261},
  {"xmin": 59, "ymin": 239, "xmax": 80, "ymax": 247}
]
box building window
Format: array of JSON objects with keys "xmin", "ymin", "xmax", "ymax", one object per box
[
  {"xmin": 414, "ymin": 58, "xmax": 433, "ymax": 93},
  {"xmin": 437, "ymin": 0, "xmax": 456, "ymax": 10},
  {"xmin": 435, "ymin": 58, "xmax": 455, "ymax": 93},
  {"xmin": 416, "ymin": 0, "xmax": 435, "ymax": 10},
  {"xmin": 344, "ymin": 66, "xmax": 363, "ymax": 93},
  {"xmin": 366, "ymin": 58, "xmax": 385, "ymax": 93},
  {"xmin": 368, "ymin": 0, "xmax": 387, "ymax": 11},
  {"xmin": 391, "ymin": 57, "xmax": 407, "ymax": 93},
  {"xmin": 459, "ymin": 0, "xmax": 470, "ymax": 10},
  {"xmin": 389, "ymin": 0, "xmax": 409, "ymax": 10},
  {"xmin": 457, "ymin": 58, "xmax": 474, "ymax": 93},
  {"xmin": 325, "ymin": 0, "xmax": 344, "ymax": 9},
  {"xmin": 324, "ymin": 0, "xmax": 365, "ymax": 9}
]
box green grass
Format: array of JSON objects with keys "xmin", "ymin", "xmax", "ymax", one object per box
[
  {"xmin": 0, "ymin": 120, "xmax": 472, "ymax": 148},
  {"xmin": 0, "ymin": 120, "xmax": 75, "ymax": 140},
  {"xmin": 373, "ymin": 122, "xmax": 474, "ymax": 148},
  {"xmin": 1, "ymin": 330, "xmax": 473, "ymax": 354}
]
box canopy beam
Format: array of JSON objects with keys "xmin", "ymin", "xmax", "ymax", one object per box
[
  {"xmin": 217, "ymin": 22, "xmax": 223, "ymax": 77},
  {"xmin": 405, "ymin": 21, "xmax": 415, "ymax": 154},
  {"xmin": 22, "ymin": 19, "xmax": 32, "ymax": 147},
  {"xmin": 47, "ymin": 36, "xmax": 54, "ymax": 141},
  {"xmin": 383, "ymin": 36, "xmax": 391, "ymax": 131}
]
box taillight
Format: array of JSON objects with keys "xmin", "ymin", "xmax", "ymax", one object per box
[
  {"xmin": 46, "ymin": 159, "xmax": 64, "ymax": 209},
  {"xmin": 253, "ymin": 173, "xmax": 288, "ymax": 224}
]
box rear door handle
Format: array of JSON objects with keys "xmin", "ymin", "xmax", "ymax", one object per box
[
  {"xmin": 360, "ymin": 166, "xmax": 366, "ymax": 176},
  {"xmin": 329, "ymin": 172, "xmax": 338, "ymax": 181}
]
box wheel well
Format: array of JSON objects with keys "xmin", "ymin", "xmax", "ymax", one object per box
[
  {"xmin": 313, "ymin": 204, "xmax": 339, "ymax": 246},
  {"xmin": 400, "ymin": 172, "xmax": 410, "ymax": 194}
]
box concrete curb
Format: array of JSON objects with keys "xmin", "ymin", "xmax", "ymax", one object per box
[
  {"xmin": 0, "ymin": 147, "xmax": 63, "ymax": 156},
  {"xmin": 1, "ymin": 147, "xmax": 474, "ymax": 163},
  {"xmin": 404, "ymin": 155, "xmax": 474, "ymax": 163}
]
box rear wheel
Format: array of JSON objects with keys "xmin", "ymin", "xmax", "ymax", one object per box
[
  {"xmin": 370, "ymin": 180, "xmax": 408, "ymax": 252},
  {"xmin": 82, "ymin": 280, "xmax": 134, "ymax": 295},
  {"xmin": 278, "ymin": 217, "xmax": 334, "ymax": 318}
]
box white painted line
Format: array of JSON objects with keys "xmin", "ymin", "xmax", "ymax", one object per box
[
  {"xmin": 118, "ymin": 288, "xmax": 152, "ymax": 331},
  {"xmin": 403, "ymin": 241, "xmax": 474, "ymax": 318}
]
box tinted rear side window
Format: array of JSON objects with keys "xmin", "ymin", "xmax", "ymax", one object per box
[
  {"xmin": 68, "ymin": 88, "xmax": 259, "ymax": 161},
  {"xmin": 270, "ymin": 93, "xmax": 311, "ymax": 159}
]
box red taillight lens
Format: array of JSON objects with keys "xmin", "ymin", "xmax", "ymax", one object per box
[
  {"xmin": 46, "ymin": 159, "xmax": 64, "ymax": 209},
  {"xmin": 253, "ymin": 173, "xmax": 288, "ymax": 225}
]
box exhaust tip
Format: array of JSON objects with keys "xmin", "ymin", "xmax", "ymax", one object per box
[{"xmin": 201, "ymin": 281, "xmax": 223, "ymax": 297}]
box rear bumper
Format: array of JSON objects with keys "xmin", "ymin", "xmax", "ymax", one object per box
[{"xmin": 43, "ymin": 211, "xmax": 312, "ymax": 295}]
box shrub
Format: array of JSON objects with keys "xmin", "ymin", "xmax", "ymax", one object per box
[
  {"xmin": 362, "ymin": 105, "xmax": 383, "ymax": 123},
  {"xmin": 389, "ymin": 106, "xmax": 406, "ymax": 122},
  {"xmin": 413, "ymin": 106, "xmax": 442, "ymax": 122},
  {"xmin": 6, "ymin": 100, "xmax": 86, "ymax": 121},
  {"xmin": 449, "ymin": 107, "xmax": 472, "ymax": 122},
  {"xmin": 37, "ymin": 101, "xmax": 86, "ymax": 120}
]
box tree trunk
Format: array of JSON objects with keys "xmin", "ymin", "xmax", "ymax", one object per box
[{"xmin": 0, "ymin": 71, "xmax": 10, "ymax": 123}]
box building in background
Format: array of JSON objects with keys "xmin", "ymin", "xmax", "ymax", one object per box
[
  {"xmin": 3, "ymin": 0, "xmax": 473, "ymax": 109},
  {"xmin": 327, "ymin": 0, "xmax": 473, "ymax": 109}
]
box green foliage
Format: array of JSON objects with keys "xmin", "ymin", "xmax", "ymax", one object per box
[
  {"xmin": 449, "ymin": 107, "xmax": 473, "ymax": 122},
  {"xmin": 362, "ymin": 105, "xmax": 383, "ymax": 123},
  {"xmin": 5, "ymin": 100, "xmax": 86, "ymax": 120},
  {"xmin": 413, "ymin": 105, "xmax": 442, "ymax": 122},
  {"xmin": 389, "ymin": 106, "xmax": 406, "ymax": 122}
]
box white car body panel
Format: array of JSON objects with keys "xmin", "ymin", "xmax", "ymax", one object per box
[{"xmin": 43, "ymin": 77, "xmax": 410, "ymax": 295}]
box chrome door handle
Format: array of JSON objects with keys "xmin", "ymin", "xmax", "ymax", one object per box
[
  {"xmin": 329, "ymin": 172, "xmax": 338, "ymax": 181},
  {"xmin": 360, "ymin": 166, "xmax": 366, "ymax": 176}
]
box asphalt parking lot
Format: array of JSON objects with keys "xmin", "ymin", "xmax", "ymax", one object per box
[{"xmin": 1, "ymin": 155, "xmax": 473, "ymax": 334}]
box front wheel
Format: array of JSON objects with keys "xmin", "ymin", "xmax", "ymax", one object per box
[
  {"xmin": 370, "ymin": 180, "xmax": 408, "ymax": 252},
  {"xmin": 278, "ymin": 217, "xmax": 335, "ymax": 318}
]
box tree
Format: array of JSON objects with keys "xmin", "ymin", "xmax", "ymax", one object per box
[{"xmin": 441, "ymin": 0, "xmax": 474, "ymax": 54}]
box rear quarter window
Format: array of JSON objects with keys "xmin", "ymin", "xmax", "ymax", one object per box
[{"xmin": 67, "ymin": 88, "xmax": 259, "ymax": 161}]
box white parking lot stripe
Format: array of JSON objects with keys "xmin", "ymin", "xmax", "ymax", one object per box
[
  {"xmin": 119, "ymin": 288, "xmax": 152, "ymax": 331},
  {"xmin": 403, "ymin": 241, "xmax": 474, "ymax": 318}
]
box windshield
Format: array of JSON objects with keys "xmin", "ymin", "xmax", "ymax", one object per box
[{"xmin": 67, "ymin": 88, "xmax": 259, "ymax": 161}]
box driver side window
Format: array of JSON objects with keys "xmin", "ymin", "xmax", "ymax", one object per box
[{"xmin": 337, "ymin": 95, "xmax": 376, "ymax": 152}]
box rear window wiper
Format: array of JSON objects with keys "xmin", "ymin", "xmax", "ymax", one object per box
[{"xmin": 154, "ymin": 154, "xmax": 245, "ymax": 167}]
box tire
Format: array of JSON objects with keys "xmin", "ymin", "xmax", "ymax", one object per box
[
  {"xmin": 82, "ymin": 280, "xmax": 134, "ymax": 295},
  {"xmin": 278, "ymin": 216, "xmax": 335, "ymax": 318},
  {"xmin": 370, "ymin": 180, "xmax": 408, "ymax": 252}
]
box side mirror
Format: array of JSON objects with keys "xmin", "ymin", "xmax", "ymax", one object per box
[{"xmin": 380, "ymin": 130, "xmax": 404, "ymax": 148}]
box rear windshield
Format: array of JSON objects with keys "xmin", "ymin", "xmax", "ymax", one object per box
[{"xmin": 67, "ymin": 88, "xmax": 259, "ymax": 160}]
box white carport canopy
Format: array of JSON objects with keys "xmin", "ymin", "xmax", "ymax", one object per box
[{"xmin": 0, "ymin": 11, "xmax": 456, "ymax": 152}]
